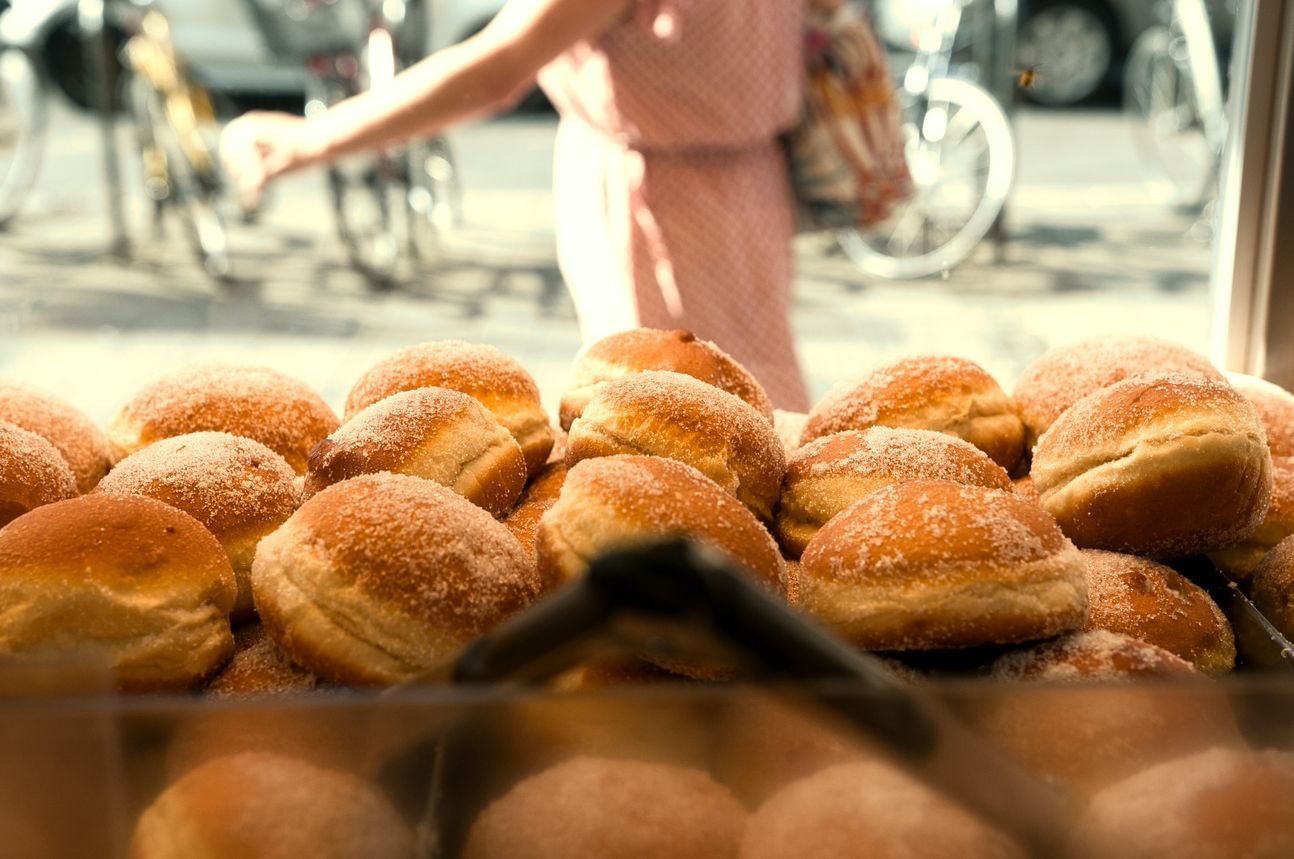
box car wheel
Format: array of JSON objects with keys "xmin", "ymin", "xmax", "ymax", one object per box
[{"xmin": 1016, "ymin": 1, "xmax": 1118, "ymax": 106}]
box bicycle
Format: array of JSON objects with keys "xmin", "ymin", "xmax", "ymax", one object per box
[
  {"xmin": 0, "ymin": 0, "xmax": 234, "ymax": 279},
  {"xmin": 1123, "ymin": 0, "xmax": 1230, "ymax": 212},
  {"xmin": 244, "ymin": 0, "xmax": 462, "ymax": 286},
  {"xmin": 838, "ymin": 0, "xmax": 1015, "ymax": 280}
]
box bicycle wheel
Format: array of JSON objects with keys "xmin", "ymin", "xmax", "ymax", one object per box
[
  {"xmin": 405, "ymin": 134, "xmax": 461, "ymax": 262},
  {"xmin": 1124, "ymin": 25, "xmax": 1215, "ymax": 209},
  {"xmin": 328, "ymin": 153, "xmax": 404, "ymax": 285},
  {"xmin": 838, "ymin": 76, "xmax": 1014, "ymax": 280},
  {"xmin": 0, "ymin": 48, "xmax": 49, "ymax": 229},
  {"xmin": 127, "ymin": 71, "xmax": 231, "ymax": 280}
]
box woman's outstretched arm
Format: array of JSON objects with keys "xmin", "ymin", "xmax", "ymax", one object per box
[{"xmin": 222, "ymin": 0, "xmax": 632, "ymax": 194}]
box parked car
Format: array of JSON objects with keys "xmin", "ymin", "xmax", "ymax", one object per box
[{"xmin": 871, "ymin": 0, "xmax": 1235, "ymax": 107}]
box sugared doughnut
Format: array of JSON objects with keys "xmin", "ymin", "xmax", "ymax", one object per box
[
  {"xmin": 1013, "ymin": 335, "xmax": 1223, "ymax": 447},
  {"xmin": 1012, "ymin": 474, "xmax": 1040, "ymax": 504},
  {"xmin": 537, "ymin": 455, "xmax": 793, "ymax": 602},
  {"xmin": 207, "ymin": 623, "xmax": 320, "ymax": 696},
  {"xmin": 1073, "ymin": 749, "xmax": 1294, "ymax": 859},
  {"xmin": 463, "ymin": 757, "xmax": 746, "ymax": 859},
  {"xmin": 800, "ymin": 355, "xmax": 1025, "ymax": 472},
  {"xmin": 0, "ymin": 420, "xmax": 76, "ymax": 528},
  {"xmin": 979, "ymin": 631, "xmax": 1242, "ymax": 796},
  {"xmin": 95, "ymin": 432, "xmax": 297, "ymax": 619},
  {"xmin": 344, "ymin": 341, "xmax": 554, "ymax": 476},
  {"xmin": 988, "ymin": 630, "xmax": 1198, "ymax": 681},
  {"xmin": 0, "ymin": 494, "xmax": 235, "ymax": 691},
  {"xmin": 1080, "ymin": 549, "xmax": 1235, "ymax": 674},
  {"xmin": 565, "ymin": 371, "xmax": 786, "ymax": 520},
  {"xmin": 0, "ymin": 380, "xmax": 112, "ymax": 493},
  {"xmin": 1209, "ymin": 455, "xmax": 1294, "ymax": 582},
  {"xmin": 108, "ymin": 365, "xmax": 340, "ymax": 474},
  {"xmin": 1251, "ymin": 534, "xmax": 1294, "ymax": 643},
  {"xmin": 773, "ymin": 410, "xmax": 807, "ymax": 455},
  {"xmin": 502, "ymin": 461, "xmax": 566, "ymax": 587},
  {"xmin": 252, "ymin": 472, "xmax": 540, "ymax": 686},
  {"xmin": 560, "ymin": 328, "xmax": 774, "ymax": 430},
  {"xmin": 774, "ymin": 427, "xmax": 1011, "ymax": 558},
  {"xmin": 739, "ymin": 761, "xmax": 1023, "ymax": 859},
  {"xmin": 1031, "ymin": 374, "xmax": 1272, "ymax": 557},
  {"xmin": 798, "ymin": 480, "xmax": 1086, "ymax": 650},
  {"xmin": 131, "ymin": 752, "xmax": 413, "ymax": 859},
  {"xmin": 1228, "ymin": 372, "xmax": 1294, "ymax": 456},
  {"xmin": 305, "ymin": 387, "xmax": 527, "ymax": 516}
]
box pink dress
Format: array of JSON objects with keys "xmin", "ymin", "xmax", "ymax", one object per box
[{"xmin": 539, "ymin": 0, "xmax": 810, "ymax": 411}]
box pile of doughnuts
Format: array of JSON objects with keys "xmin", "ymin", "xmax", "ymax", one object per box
[{"xmin": 2, "ymin": 329, "xmax": 1294, "ymax": 856}]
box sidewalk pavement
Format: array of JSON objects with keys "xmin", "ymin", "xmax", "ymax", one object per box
[{"xmin": 0, "ymin": 107, "xmax": 1215, "ymax": 423}]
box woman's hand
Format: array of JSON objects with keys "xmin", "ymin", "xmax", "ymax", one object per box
[{"xmin": 219, "ymin": 111, "xmax": 327, "ymax": 202}]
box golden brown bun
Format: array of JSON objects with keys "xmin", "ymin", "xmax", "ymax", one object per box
[
  {"xmin": 0, "ymin": 419, "xmax": 77, "ymax": 528},
  {"xmin": 566, "ymin": 370, "xmax": 786, "ymax": 520},
  {"xmin": 0, "ymin": 494, "xmax": 235, "ymax": 691},
  {"xmin": 305, "ymin": 387, "xmax": 527, "ymax": 516},
  {"xmin": 1080, "ymin": 550, "xmax": 1235, "ymax": 674},
  {"xmin": 1251, "ymin": 534, "xmax": 1294, "ymax": 642},
  {"xmin": 774, "ymin": 427, "xmax": 1011, "ymax": 558},
  {"xmin": 502, "ymin": 461, "xmax": 566, "ymax": 589},
  {"xmin": 344, "ymin": 341, "xmax": 554, "ymax": 476},
  {"xmin": 1033, "ymin": 373, "xmax": 1272, "ymax": 558},
  {"xmin": 130, "ymin": 752, "xmax": 414, "ymax": 859},
  {"xmin": 773, "ymin": 409, "xmax": 808, "ymax": 456},
  {"xmin": 537, "ymin": 455, "xmax": 793, "ymax": 602},
  {"xmin": 739, "ymin": 761, "xmax": 1024, "ymax": 859},
  {"xmin": 1228, "ymin": 372, "xmax": 1294, "ymax": 456},
  {"xmin": 108, "ymin": 365, "xmax": 340, "ymax": 475},
  {"xmin": 1209, "ymin": 454, "xmax": 1294, "ymax": 582},
  {"xmin": 463, "ymin": 757, "xmax": 746, "ymax": 859},
  {"xmin": 978, "ymin": 632, "xmax": 1242, "ymax": 796},
  {"xmin": 801, "ymin": 355, "xmax": 1025, "ymax": 472},
  {"xmin": 95, "ymin": 432, "xmax": 297, "ymax": 619},
  {"xmin": 560, "ymin": 328, "xmax": 774, "ymax": 430},
  {"xmin": 798, "ymin": 480, "xmax": 1086, "ymax": 650},
  {"xmin": 251, "ymin": 472, "xmax": 540, "ymax": 686},
  {"xmin": 1073, "ymin": 749, "xmax": 1294, "ymax": 859},
  {"xmin": 1013, "ymin": 335, "xmax": 1223, "ymax": 448},
  {"xmin": 207, "ymin": 623, "xmax": 320, "ymax": 696},
  {"xmin": 1011, "ymin": 474, "xmax": 1040, "ymax": 505},
  {"xmin": 0, "ymin": 380, "xmax": 112, "ymax": 493}
]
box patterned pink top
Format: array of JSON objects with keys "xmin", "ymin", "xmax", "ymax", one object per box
[{"xmin": 540, "ymin": 0, "xmax": 811, "ymax": 410}]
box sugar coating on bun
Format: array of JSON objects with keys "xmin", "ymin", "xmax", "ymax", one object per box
[
  {"xmin": 95, "ymin": 432, "xmax": 298, "ymax": 618},
  {"xmin": 503, "ymin": 462, "xmax": 567, "ymax": 589},
  {"xmin": 0, "ymin": 494, "xmax": 235, "ymax": 691},
  {"xmin": 740, "ymin": 761, "xmax": 1023, "ymax": 859},
  {"xmin": 1032, "ymin": 373, "xmax": 1272, "ymax": 558},
  {"xmin": 1226, "ymin": 372, "xmax": 1294, "ymax": 457},
  {"xmin": 1251, "ymin": 534, "xmax": 1294, "ymax": 643},
  {"xmin": 566, "ymin": 370, "xmax": 786, "ymax": 520},
  {"xmin": 0, "ymin": 419, "xmax": 77, "ymax": 528},
  {"xmin": 252, "ymin": 472, "xmax": 539, "ymax": 686},
  {"xmin": 560, "ymin": 328, "xmax": 774, "ymax": 430},
  {"xmin": 305, "ymin": 387, "xmax": 527, "ymax": 516},
  {"xmin": 1073, "ymin": 749, "xmax": 1294, "ymax": 859},
  {"xmin": 463, "ymin": 756, "xmax": 746, "ymax": 859},
  {"xmin": 0, "ymin": 380, "xmax": 112, "ymax": 493},
  {"xmin": 344, "ymin": 340, "xmax": 554, "ymax": 476},
  {"xmin": 773, "ymin": 410, "xmax": 808, "ymax": 456},
  {"xmin": 108, "ymin": 365, "xmax": 340, "ymax": 475},
  {"xmin": 798, "ymin": 480, "xmax": 1086, "ymax": 650},
  {"xmin": 1210, "ymin": 455, "xmax": 1294, "ymax": 581},
  {"xmin": 1079, "ymin": 550, "xmax": 1234, "ymax": 674},
  {"xmin": 207, "ymin": 623, "xmax": 320, "ymax": 696},
  {"xmin": 130, "ymin": 752, "xmax": 413, "ymax": 859},
  {"xmin": 1014, "ymin": 335, "xmax": 1223, "ymax": 447},
  {"xmin": 774, "ymin": 427, "xmax": 1011, "ymax": 558},
  {"xmin": 800, "ymin": 355, "xmax": 1025, "ymax": 472},
  {"xmin": 538, "ymin": 455, "xmax": 792, "ymax": 602},
  {"xmin": 988, "ymin": 630, "xmax": 1198, "ymax": 681}
]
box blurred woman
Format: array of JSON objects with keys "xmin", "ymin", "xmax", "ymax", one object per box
[{"xmin": 222, "ymin": 0, "xmax": 810, "ymax": 409}]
